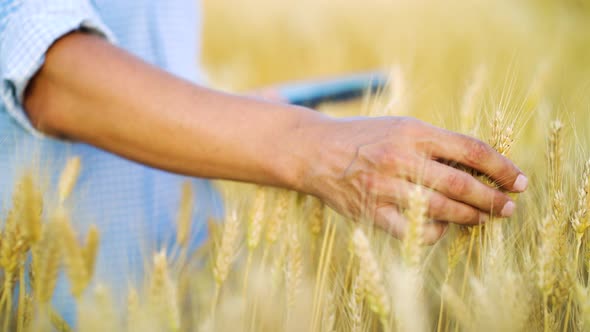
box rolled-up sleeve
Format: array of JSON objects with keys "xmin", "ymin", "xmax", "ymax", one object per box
[{"xmin": 0, "ymin": 0, "xmax": 116, "ymax": 136}]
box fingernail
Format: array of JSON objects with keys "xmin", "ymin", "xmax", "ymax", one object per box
[
  {"xmin": 501, "ymin": 201, "xmax": 516, "ymax": 217},
  {"xmin": 513, "ymin": 174, "xmax": 528, "ymax": 192}
]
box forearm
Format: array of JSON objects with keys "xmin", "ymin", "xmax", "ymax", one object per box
[
  {"xmin": 24, "ymin": 32, "xmax": 326, "ymax": 189},
  {"xmin": 21, "ymin": 32, "xmax": 528, "ymax": 243}
]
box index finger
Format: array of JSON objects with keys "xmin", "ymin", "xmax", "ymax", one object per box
[{"xmin": 429, "ymin": 129, "xmax": 528, "ymax": 192}]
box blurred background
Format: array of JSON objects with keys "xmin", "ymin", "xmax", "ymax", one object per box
[
  {"xmin": 202, "ymin": 0, "xmax": 590, "ymax": 89},
  {"xmin": 201, "ymin": 0, "xmax": 590, "ymax": 170}
]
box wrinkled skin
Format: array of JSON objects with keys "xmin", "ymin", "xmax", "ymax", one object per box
[{"xmin": 301, "ymin": 117, "xmax": 527, "ymax": 244}]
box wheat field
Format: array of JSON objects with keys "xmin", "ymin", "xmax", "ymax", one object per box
[{"xmin": 3, "ymin": 0, "xmax": 590, "ymax": 331}]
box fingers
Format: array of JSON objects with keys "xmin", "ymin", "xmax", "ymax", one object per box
[
  {"xmin": 423, "ymin": 221, "xmax": 449, "ymax": 245},
  {"xmin": 373, "ymin": 205, "xmax": 449, "ymax": 244},
  {"xmin": 430, "ymin": 129, "xmax": 528, "ymax": 193},
  {"xmin": 373, "ymin": 205, "xmax": 406, "ymax": 238},
  {"xmin": 422, "ymin": 160, "xmax": 515, "ymax": 217},
  {"xmin": 374, "ymin": 178, "xmax": 488, "ymax": 225}
]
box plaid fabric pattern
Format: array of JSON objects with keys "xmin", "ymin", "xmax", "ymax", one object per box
[{"xmin": 0, "ymin": 0, "xmax": 221, "ymax": 322}]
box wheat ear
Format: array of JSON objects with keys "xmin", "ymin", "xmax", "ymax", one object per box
[
  {"xmin": 243, "ymin": 186, "xmax": 266, "ymax": 295},
  {"xmin": 571, "ymin": 160, "xmax": 590, "ymax": 237},
  {"xmin": 211, "ymin": 208, "xmax": 241, "ymax": 322},
  {"xmin": 58, "ymin": 157, "xmax": 81, "ymax": 204},
  {"xmin": 538, "ymin": 193, "xmax": 562, "ymax": 331},
  {"xmin": 266, "ymin": 189, "xmax": 289, "ymax": 246},
  {"xmin": 0, "ymin": 210, "xmax": 27, "ymax": 322},
  {"xmin": 490, "ymin": 110, "xmax": 514, "ymax": 156},
  {"xmin": 176, "ymin": 181, "xmax": 194, "ymax": 248},
  {"xmin": 19, "ymin": 172, "xmax": 43, "ymax": 245},
  {"xmin": 286, "ymin": 221, "xmax": 303, "ymax": 309},
  {"xmin": 213, "ymin": 209, "xmax": 240, "ymax": 286},
  {"xmin": 126, "ymin": 287, "xmax": 140, "ymax": 332},
  {"xmin": 150, "ymin": 250, "xmax": 180, "ymax": 331},
  {"xmin": 348, "ymin": 273, "xmax": 364, "ymax": 332},
  {"xmin": 562, "ymin": 161, "xmax": 589, "ymax": 332},
  {"xmin": 351, "ymin": 228, "xmax": 390, "ymax": 328},
  {"xmin": 58, "ymin": 210, "xmax": 89, "ymax": 299},
  {"xmin": 0, "ymin": 210, "xmax": 24, "ymax": 296},
  {"xmin": 306, "ymin": 195, "xmax": 324, "ymax": 264},
  {"xmin": 33, "ymin": 218, "xmax": 62, "ymax": 304},
  {"xmin": 548, "ymin": 120, "xmax": 563, "ymax": 195},
  {"xmin": 1, "ymin": 172, "xmax": 44, "ymax": 291},
  {"xmin": 306, "ymin": 195, "xmax": 324, "ymax": 236},
  {"xmin": 402, "ymin": 186, "xmax": 428, "ymax": 267},
  {"xmin": 82, "ymin": 225, "xmax": 100, "ymax": 279},
  {"xmin": 247, "ymin": 186, "xmax": 266, "ymax": 250}
]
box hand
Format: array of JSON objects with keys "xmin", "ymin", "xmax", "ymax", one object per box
[{"xmin": 299, "ymin": 116, "xmax": 528, "ymax": 244}]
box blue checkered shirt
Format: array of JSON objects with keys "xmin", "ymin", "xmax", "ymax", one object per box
[{"xmin": 0, "ymin": 0, "xmax": 222, "ymax": 320}]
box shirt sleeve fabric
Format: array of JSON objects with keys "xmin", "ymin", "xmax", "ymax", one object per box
[{"xmin": 0, "ymin": 0, "xmax": 116, "ymax": 137}]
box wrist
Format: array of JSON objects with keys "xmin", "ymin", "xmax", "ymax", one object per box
[
  {"xmin": 270, "ymin": 106, "xmax": 332, "ymax": 193},
  {"xmin": 279, "ymin": 112, "xmax": 361, "ymax": 198}
]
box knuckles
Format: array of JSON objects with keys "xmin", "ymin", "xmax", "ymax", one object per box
[
  {"xmin": 445, "ymin": 172, "xmax": 469, "ymax": 197},
  {"xmin": 428, "ymin": 196, "xmax": 447, "ymax": 215},
  {"xmin": 356, "ymin": 143, "xmax": 418, "ymax": 179},
  {"xmin": 391, "ymin": 117, "xmax": 427, "ymax": 137},
  {"xmin": 464, "ymin": 139, "xmax": 491, "ymax": 166}
]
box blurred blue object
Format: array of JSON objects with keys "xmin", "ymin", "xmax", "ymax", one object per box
[{"xmin": 280, "ymin": 71, "xmax": 388, "ymax": 108}]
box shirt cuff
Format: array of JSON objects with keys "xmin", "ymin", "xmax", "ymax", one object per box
[{"xmin": 0, "ymin": 3, "xmax": 116, "ymax": 138}]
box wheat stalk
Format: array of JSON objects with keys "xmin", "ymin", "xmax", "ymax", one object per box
[
  {"xmin": 322, "ymin": 288, "xmax": 337, "ymax": 332},
  {"xmin": 438, "ymin": 227, "xmax": 471, "ymax": 332}
]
